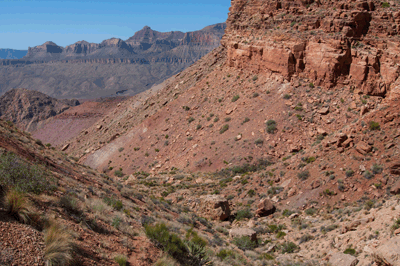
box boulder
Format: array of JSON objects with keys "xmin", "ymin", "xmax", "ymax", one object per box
[
  {"xmin": 390, "ymin": 161, "xmax": 400, "ymax": 175},
  {"xmin": 229, "ymin": 228, "xmax": 257, "ymax": 242},
  {"xmin": 318, "ymin": 106, "xmax": 330, "ymax": 115},
  {"xmin": 390, "ymin": 179, "xmax": 400, "ymax": 195},
  {"xmin": 255, "ymin": 199, "xmax": 276, "ymax": 217},
  {"xmin": 373, "ymin": 236, "xmax": 400, "ymax": 265},
  {"xmin": 197, "ymin": 195, "xmax": 230, "ymax": 221},
  {"xmin": 355, "ymin": 141, "xmax": 372, "ymax": 154},
  {"xmin": 329, "ymin": 253, "xmax": 358, "ymax": 266},
  {"xmin": 61, "ymin": 143, "xmax": 70, "ymax": 151}
]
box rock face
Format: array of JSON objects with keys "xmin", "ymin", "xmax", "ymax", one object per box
[
  {"xmin": 255, "ymin": 199, "xmax": 276, "ymax": 217},
  {"xmin": 0, "ymin": 24, "xmax": 226, "ymax": 99},
  {"xmin": 197, "ymin": 195, "xmax": 231, "ymax": 221},
  {"xmin": 390, "ymin": 161, "xmax": 400, "ymax": 175},
  {"xmin": 0, "ymin": 88, "xmax": 79, "ymax": 131},
  {"xmin": 221, "ymin": 0, "xmax": 400, "ymax": 97},
  {"xmin": 329, "ymin": 253, "xmax": 359, "ymax": 266},
  {"xmin": 229, "ymin": 228, "xmax": 257, "ymax": 242},
  {"xmin": 373, "ymin": 236, "xmax": 400, "ymax": 265}
]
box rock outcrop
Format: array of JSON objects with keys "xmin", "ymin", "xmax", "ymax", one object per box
[
  {"xmin": 255, "ymin": 199, "xmax": 276, "ymax": 217},
  {"xmin": 0, "ymin": 88, "xmax": 79, "ymax": 131},
  {"xmin": 196, "ymin": 195, "xmax": 231, "ymax": 221},
  {"xmin": 221, "ymin": 0, "xmax": 400, "ymax": 97}
]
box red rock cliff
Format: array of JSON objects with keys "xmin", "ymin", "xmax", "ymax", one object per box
[{"xmin": 221, "ymin": 0, "xmax": 400, "ymax": 96}]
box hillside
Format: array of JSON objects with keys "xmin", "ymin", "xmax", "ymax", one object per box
[
  {"xmin": 0, "ymin": 24, "xmax": 226, "ymax": 99},
  {"xmin": 0, "ymin": 88, "xmax": 79, "ymax": 132},
  {"xmin": 2, "ymin": 0, "xmax": 400, "ymax": 265}
]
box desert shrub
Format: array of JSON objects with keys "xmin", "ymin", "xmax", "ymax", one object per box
[
  {"xmin": 280, "ymin": 242, "xmax": 299, "ymax": 254},
  {"xmin": 382, "ymin": 2, "xmax": 390, "ymax": 8},
  {"xmin": 276, "ymin": 231, "xmax": 286, "ymax": 238},
  {"xmin": 216, "ymin": 249, "xmax": 235, "ymax": 260},
  {"xmin": 371, "ymin": 164, "xmax": 383, "ymax": 175},
  {"xmin": 219, "ymin": 124, "xmax": 229, "ymax": 134},
  {"xmin": 242, "ymin": 117, "xmax": 250, "ymax": 123},
  {"xmin": 236, "ymin": 208, "xmax": 253, "ymax": 220},
  {"xmin": 283, "ymin": 94, "xmax": 291, "ymax": 99},
  {"xmin": 364, "ymin": 170, "xmax": 374, "ymax": 180},
  {"xmin": 233, "ymin": 236, "xmax": 257, "ymax": 251},
  {"xmin": 112, "ymin": 216, "xmax": 122, "ymax": 229},
  {"xmin": 103, "ymin": 197, "xmax": 123, "ymax": 211},
  {"xmin": 282, "ymin": 209, "xmax": 295, "ymax": 217},
  {"xmin": 188, "ymin": 117, "xmax": 195, "ymax": 123},
  {"xmin": 254, "ymin": 138, "xmax": 263, "ymax": 146},
  {"xmin": 252, "ymin": 92, "xmax": 259, "ymax": 98},
  {"xmin": 59, "ymin": 194, "xmax": 81, "ymax": 214},
  {"xmin": 4, "ymin": 189, "xmax": 32, "ymax": 223},
  {"xmin": 299, "ymin": 234, "xmax": 314, "ymax": 244},
  {"xmin": 0, "ymin": 152, "xmax": 51, "ymax": 194},
  {"xmin": 346, "ymin": 169, "xmax": 354, "ymax": 177},
  {"xmin": 304, "ymin": 157, "xmax": 316, "ymax": 164},
  {"xmin": 266, "ymin": 120, "xmax": 277, "ymax": 134},
  {"xmin": 344, "ymin": 248, "xmax": 356, "ymax": 255},
  {"xmin": 391, "ymin": 218, "xmax": 400, "ymax": 232},
  {"xmin": 232, "ymin": 95, "xmax": 240, "ymax": 102},
  {"xmin": 145, "ymin": 223, "xmax": 209, "ymax": 265},
  {"xmin": 44, "ymin": 222, "xmax": 74, "ymax": 266},
  {"xmin": 114, "ymin": 170, "xmax": 124, "ymax": 177},
  {"xmin": 145, "ymin": 223, "xmax": 187, "ymax": 258},
  {"xmin": 118, "ymin": 147, "xmax": 124, "ymax": 152},
  {"xmin": 247, "ymin": 189, "xmax": 256, "ymax": 197},
  {"xmin": 297, "ymin": 170, "xmax": 310, "ymax": 181},
  {"xmin": 114, "ymin": 255, "xmax": 127, "ymax": 266},
  {"xmin": 305, "ymin": 208, "xmax": 317, "ymax": 216},
  {"xmin": 369, "ymin": 121, "xmax": 380, "ymax": 131}
]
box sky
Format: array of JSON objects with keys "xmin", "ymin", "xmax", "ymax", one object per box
[{"xmin": 1, "ymin": 0, "xmax": 230, "ymax": 50}]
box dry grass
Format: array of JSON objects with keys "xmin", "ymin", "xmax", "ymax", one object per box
[
  {"xmin": 154, "ymin": 255, "xmax": 180, "ymax": 266},
  {"xmin": 4, "ymin": 189, "xmax": 32, "ymax": 223},
  {"xmin": 44, "ymin": 221, "xmax": 75, "ymax": 266}
]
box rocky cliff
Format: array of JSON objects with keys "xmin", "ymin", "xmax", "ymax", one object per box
[
  {"xmin": 0, "ymin": 23, "xmax": 226, "ymax": 99},
  {"xmin": 0, "ymin": 88, "xmax": 79, "ymax": 131},
  {"xmin": 221, "ymin": 0, "xmax": 400, "ymax": 97}
]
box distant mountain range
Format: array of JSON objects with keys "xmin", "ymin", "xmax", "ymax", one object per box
[
  {"xmin": 0, "ymin": 23, "xmax": 226, "ymax": 99},
  {"xmin": 0, "ymin": 48, "xmax": 27, "ymax": 59}
]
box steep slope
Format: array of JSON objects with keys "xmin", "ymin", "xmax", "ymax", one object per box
[
  {"xmin": 59, "ymin": 0, "xmax": 400, "ymax": 211},
  {"xmin": 0, "ymin": 88, "xmax": 79, "ymax": 131}
]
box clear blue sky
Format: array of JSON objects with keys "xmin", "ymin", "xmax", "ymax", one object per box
[{"xmin": 1, "ymin": 0, "xmax": 230, "ymax": 50}]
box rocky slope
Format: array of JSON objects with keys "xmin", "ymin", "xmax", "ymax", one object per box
[
  {"xmin": 0, "ymin": 88, "xmax": 79, "ymax": 132},
  {"xmin": 0, "ymin": 24, "xmax": 226, "ymax": 99},
  {"xmin": 3, "ymin": 0, "xmax": 400, "ymax": 264}
]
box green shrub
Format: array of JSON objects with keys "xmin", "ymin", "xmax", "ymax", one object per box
[
  {"xmin": 280, "ymin": 242, "xmax": 299, "ymax": 254},
  {"xmin": 216, "ymin": 249, "xmax": 235, "ymax": 260},
  {"xmin": 236, "ymin": 208, "xmax": 253, "ymax": 220},
  {"xmin": 305, "ymin": 208, "xmax": 317, "ymax": 216},
  {"xmin": 233, "ymin": 236, "xmax": 257, "ymax": 251},
  {"xmin": 145, "ymin": 223, "xmax": 187, "ymax": 258},
  {"xmin": 59, "ymin": 194, "xmax": 81, "ymax": 214},
  {"xmin": 391, "ymin": 218, "xmax": 400, "ymax": 232},
  {"xmin": 297, "ymin": 170, "xmax": 310, "ymax": 181},
  {"xmin": 382, "ymin": 2, "xmax": 390, "ymax": 7},
  {"xmin": 188, "ymin": 117, "xmax": 195, "ymax": 123},
  {"xmin": 371, "ymin": 164, "xmax": 383, "ymax": 175},
  {"xmin": 118, "ymin": 147, "xmax": 124, "ymax": 152},
  {"xmin": 283, "ymin": 94, "xmax": 291, "ymax": 99},
  {"xmin": 266, "ymin": 120, "xmax": 277, "ymax": 134},
  {"xmin": 344, "ymin": 248, "xmax": 356, "ymax": 255},
  {"xmin": 254, "ymin": 138, "xmax": 263, "ymax": 146},
  {"xmin": 346, "ymin": 169, "xmax": 354, "ymax": 177},
  {"xmin": 369, "ymin": 121, "xmax": 380, "ymax": 130},
  {"xmin": 242, "ymin": 117, "xmax": 250, "ymax": 123},
  {"xmin": 114, "ymin": 255, "xmax": 127, "ymax": 266},
  {"xmin": 309, "ymin": 83, "xmax": 315, "ymax": 88},
  {"xmin": 103, "ymin": 197, "xmax": 123, "ymax": 211},
  {"xmin": 363, "ymin": 170, "xmax": 374, "ymax": 180},
  {"xmin": 299, "ymin": 234, "xmax": 314, "ymax": 244},
  {"xmin": 276, "ymin": 231, "xmax": 286, "ymax": 239},
  {"xmin": 219, "ymin": 124, "xmax": 229, "ymax": 134},
  {"xmin": 0, "ymin": 152, "xmax": 51, "ymax": 194},
  {"xmin": 247, "ymin": 189, "xmax": 256, "ymax": 197},
  {"xmin": 232, "ymin": 95, "xmax": 240, "ymax": 102},
  {"xmin": 114, "ymin": 170, "xmax": 124, "ymax": 177}
]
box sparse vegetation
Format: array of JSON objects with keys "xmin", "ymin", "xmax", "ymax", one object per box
[
  {"xmin": 369, "ymin": 121, "xmax": 380, "ymax": 131},
  {"xmin": 266, "ymin": 120, "xmax": 277, "ymax": 134},
  {"xmin": 219, "ymin": 124, "xmax": 229, "ymax": 134},
  {"xmin": 44, "ymin": 222, "xmax": 75, "ymax": 266}
]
